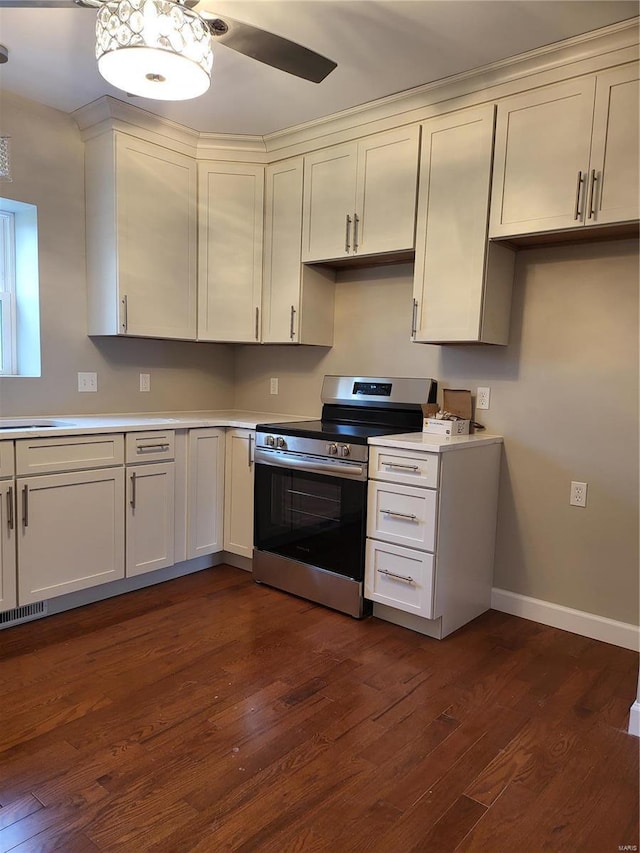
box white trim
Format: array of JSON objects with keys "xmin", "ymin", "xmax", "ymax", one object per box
[
  {"xmin": 629, "ymin": 701, "xmax": 640, "ymax": 737},
  {"xmin": 491, "ymin": 588, "xmax": 640, "ymax": 651}
]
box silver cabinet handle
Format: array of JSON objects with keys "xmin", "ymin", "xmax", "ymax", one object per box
[
  {"xmin": 289, "ymin": 305, "xmax": 296, "ymax": 341},
  {"xmin": 574, "ymin": 171, "xmax": 585, "ymax": 221},
  {"xmin": 411, "ymin": 298, "xmax": 418, "ymax": 337},
  {"xmin": 587, "ymin": 169, "xmax": 598, "ymax": 219},
  {"xmin": 130, "ymin": 471, "xmax": 136, "ymax": 509},
  {"xmin": 353, "ymin": 212, "xmax": 359, "ymax": 252},
  {"xmin": 22, "ymin": 484, "xmax": 28, "ymax": 528},
  {"xmin": 7, "ymin": 486, "xmax": 14, "ymax": 531},
  {"xmin": 381, "ymin": 509, "xmax": 418, "ymax": 521},
  {"xmin": 137, "ymin": 443, "xmax": 169, "ymax": 453},
  {"xmin": 345, "ymin": 214, "xmax": 352, "ymax": 252},
  {"xmin": 121, "ymin": 294, "xmax": 128, "ymax": 333},
  {"xmin": 255, "ymin": 306, "xmax": 260, "ymax": 341},
  {"xmin": 386, "ymin": 463, "xmax": 420, "ymax": 472},
  {"xmin": 247, "ymin": 433, "xmax": 254, "ymax": 469},
  {"xmin": 377, "ymin": 568, "xmax": 415, "ymax": 584}
]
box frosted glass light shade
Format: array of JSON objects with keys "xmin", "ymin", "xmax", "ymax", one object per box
[{"xmin": 96, "ymin": 0, "xmax": 213, "ymax": 101}]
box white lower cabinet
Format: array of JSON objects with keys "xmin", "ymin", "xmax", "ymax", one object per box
[
  {"xmin": 126, "ymin": 462, "xmax": 175, "ymax": 577},
  {"xmin": 17, "ymin": 467, "xmax": 125, "ymax": 605},
  {"xmin": 365, "ymin": 438, "xmax": 502, "ymax": 638},
  {"xmin": 186, "ymin": 428, "xmax": 225, "ymax": 559},
  {"xmin": 0, "ymin": 442, "xmax": 17, "ymax": 611},
  {"xmin": 223, "ymin": 428, "xmax": 255, "ymax": 559}
]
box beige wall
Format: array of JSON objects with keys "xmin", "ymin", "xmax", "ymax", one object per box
[
  {"xmin": 234, "ymin": 241, "xmax": 640, "ymax": 625},
  {"xmin": 0, "ymin": 92, "xmax": 234, "ymax": 417}
]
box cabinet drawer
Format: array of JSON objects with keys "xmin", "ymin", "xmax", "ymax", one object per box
[
  {"xmin": 370, "ymin": 446, "xmax": 439, "ymax": 488},
  {"xmin": 16, "ymin": 434, "xmax": 125, "ymax": 475},
  {"xmin": 126, "ymin": 430, "xmax": 175, "ymax": 463},
  {"xmin": 0, "ymin": 442, "xmax": 14, "ymax": 478},
  {"xmin": 365, "ymin": 538, "xmax": 434, "ymax": 618},
  {"xmin": 367, "ymin": 480, "xmax": 437, "ymax": 551}
]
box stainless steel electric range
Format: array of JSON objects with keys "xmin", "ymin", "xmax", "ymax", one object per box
[{"xmin": 253, "ymin": 375, "xmax": 437, "ymax": 617}]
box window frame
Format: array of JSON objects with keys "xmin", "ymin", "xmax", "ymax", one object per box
[{"xmin": 0, "ymin": 210, "xmax": 17, "ymax": 375}]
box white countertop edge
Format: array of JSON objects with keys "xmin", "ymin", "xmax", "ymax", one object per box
[
  {"xmin": 0, "ymin": 410, "xmax": 316, "ymax": 440},
  {"xmin": 368, "ymin": 432, "xmax": 504, "ymax": 452}
]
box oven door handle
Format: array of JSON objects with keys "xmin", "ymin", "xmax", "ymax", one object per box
[{"xmin": 255, "ymin": 450, "xmax": 365, "ymax": 478}]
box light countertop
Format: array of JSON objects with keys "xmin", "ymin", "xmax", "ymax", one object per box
[
  {"xmin": 0, "ymin": 410, "xmax": 315, "ymax": 441},
  {"xmin": 369, "ymin": 431, "xmax": 503, "ymax": 452}
]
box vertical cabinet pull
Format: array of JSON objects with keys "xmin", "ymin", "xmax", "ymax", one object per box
[
  {"xmin": 22, "ymin": 484, "xmax": 28, "ymax": 528},
  {"xmin": 345, "ymin": 214, "xmax": 352, "ymax": 252},
  {"xmin": 587, "ymin": 169, "xmax": 598, "ymax": 219},
  {"xmin": 121, "ymin": 294, "xmax": 128, "ymax": 333},
  {"xmin": 411, "ymin": 298, "xmax": 418, "ymax": 337},
  {"xmin": 7, "ymin": 486, "xmax": 14, "ymax": 531},
  {"xmin": 130, "ymin": 471, "xmax": 136, "ymax": 510},
  {"xmin": 289, "ymin": 305, "xmax": 296, "ymax": 341},
  {"xmin": 255, "ymin": 306, "xmax": 260, "ymax": 341},
  {"xmin": 353, "ymin": 212, "xmax": 359, "ymax": 252},
  {"xmin": 247, "ymin": 433, "xmax": 254, "ymax": 469},
  {"xmin": 574, "ymin": 171, "xmax": 584, "ymax": 221}
]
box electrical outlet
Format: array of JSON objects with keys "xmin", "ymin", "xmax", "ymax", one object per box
[
  {"xmin": 476, "ymin": 387, "xmax": 491, "ymax": 410},
  {"xmin": 78, "ymin": 372, "xmax": 97, "ymax": 392},
  {"xmin": 140, "ymin": 373, "xmax": 151, "ymax": 392},
  {"xmin": 270, "ymin": 377, "xmax": 279, "ymax": 395},
  {"xmin": 570, "ymin": 481, "xmax": 588, "ymax": 507}
]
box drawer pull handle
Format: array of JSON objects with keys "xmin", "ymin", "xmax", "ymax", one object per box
[
  {"xmin": 377, "ymin": 568, "xmax": 415, "ymax": 584},
  {"xmin": 137, "ymin": 444, "xmax": 170, "ymax": 452},
  {"xmin": 386, "ymin": 463, "xmax": 420, "ymax": 472},
  {"xmin": 381, "ymin": 509, "xmax": 418, "ymax": 521}
]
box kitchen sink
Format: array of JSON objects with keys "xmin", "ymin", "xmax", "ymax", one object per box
[{"xmin": 0, "ymin": 419, "xmax": 75, "ymax": 429}]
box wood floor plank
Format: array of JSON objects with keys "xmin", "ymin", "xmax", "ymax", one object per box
[{"xmin": 0, "ymin": 565, "xmax": 636, "ymax": 852}]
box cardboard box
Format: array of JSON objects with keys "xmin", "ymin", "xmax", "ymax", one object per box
[{"xmin": 424, "ymin": 417, "xmax": 470, "ymax": 436}]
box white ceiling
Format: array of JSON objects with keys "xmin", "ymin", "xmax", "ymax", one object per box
[{"xmin": 0, "ymin": 0, "xmax": 638, "ymax": 136}]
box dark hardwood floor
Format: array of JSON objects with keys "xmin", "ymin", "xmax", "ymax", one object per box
[{"xmin": 0, "ymin": 565, "xmax": 638, "ymax": 852}]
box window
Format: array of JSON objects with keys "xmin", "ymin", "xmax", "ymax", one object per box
[{"xmin": 0, "ymin": 198, "xmax": 40, "ymax": 377}]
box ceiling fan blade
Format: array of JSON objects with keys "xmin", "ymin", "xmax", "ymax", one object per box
[{"xmin": 198, "ymin": 11, "xmax": 337, "ymax": 83}]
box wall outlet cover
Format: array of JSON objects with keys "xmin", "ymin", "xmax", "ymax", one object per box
[{"xmin": 78, "ymin": 372, "xmax": 97, "ymax": 392}]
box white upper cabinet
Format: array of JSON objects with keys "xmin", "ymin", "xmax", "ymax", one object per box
[
  {"xmin": 489, "ymin": 63, "xmax": 639, "ymax": 238},
  {"xmin": 301, "ymin": 125, "xmax": 420, "ymax": 262},
  {"xmin": 198, "ymin": 162, "xmax": 264, "ymax": 343},
  {"xmin": 86, "ymin": 131, "xmax": 197, "ymax": 340},
  {"xmin": 262, "ymin": 157, "xmax": 335, "ymax": 345},
  {"xmin": 412, "ymin": 104, "xmax": 515, "ymax": 345}
]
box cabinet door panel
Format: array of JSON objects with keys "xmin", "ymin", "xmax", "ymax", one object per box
[
  {"xmin": 301, "ymin": 143, "xmax": 357, "ymax": 262},
  {"xmin": 117, "ymin": 134, "xmax": 197, "ymax": 339},
  {"xmin": 223, "ymin": 429, "xmax": 254, "ymax": 559},
  {"xmin": 356, "ymin": 125, "xmax": 420, "ymax": 256},
  {"xmin": 414, "ymin": 106, "xmax": 495, "ymax": 342},
  {"xmin": 0, "ymin": 482, "xmax": 17, "ymax": 612},
  {"xmin": 489, "ymin": 78, "xmax": 596, "ymax": 237},
  {"xmin": 187, "ymin": 428, "xmax": 225, "ymax": 559},
  {"xmin": 126, "ymin": 462, "xmax": 175, "ymax": 577},
  {"xmin": 590, "ymin": 64, "xmax": 640, "ymax": 224},
  {"xmin": 17, "ymin": 469, "xmax": 125, "ymax": 604},
  {"xmin": 198, "ymin": 163, "xmax": 264, "ymax": 342}
]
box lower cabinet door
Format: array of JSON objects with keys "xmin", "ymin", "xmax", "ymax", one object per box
[
  {"xmin": 17, "ymin": 468, "xmax": 125, "ymax": 604},
  {"xmin": 223, "ymin": 429, "xmax": 254, "ymax": 559},
  {"xmin": 126, "ymin": 462, "xmax": 175, "ymax": 577},
  {"xmin": 0, "ymin": 481, "xmax": 17, "ymax": 612},
  {"xmin": 365, "ymin": 538, "xmax": 435, "ymax": 618},
  {"xmin": 187, "ymin": 428, "xmax": 225, "ymax": 559}
]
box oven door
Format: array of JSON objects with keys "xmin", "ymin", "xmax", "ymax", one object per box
[{"xmin": 254, "ymin": 449, "xmax": 367, "ymax": 581}]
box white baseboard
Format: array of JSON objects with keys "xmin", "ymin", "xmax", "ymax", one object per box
[
  {"xmin": 491, "ymin": 588, "xmax": 640, "ymax": 652},
  {"xmin": 629, "ymin": 701, "xmax": 640, "ymax": 737}
]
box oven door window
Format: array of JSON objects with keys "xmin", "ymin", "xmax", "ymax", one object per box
[{"xmin": 254, "ymin": 464, "xmax": 367, "ymax": 580}]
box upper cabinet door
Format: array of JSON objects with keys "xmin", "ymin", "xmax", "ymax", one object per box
[
  {"xmin": 412, "ymin": 104, "xmax": 514, "ymax": 345},
  {"xmin": 589, "ymin": 63, "xmax": 640, "ymax": 225},
  {"xmin": 489, "ymin": 77, "xmax": 596, "ymax": 238},
  {"xmin": 301, "ymin": 142, "xmax": 358, "ymax": 262},
  {"xmin": 354, "ymin": 125, "xmax": 420, "ymax": 257},
  {"xmin": 198, "ymin": 162, "xmax": 264, "ymax": 343},
  {"xmin": 86, "ymin": 131, "xmax": 198, "ymax": 340}
]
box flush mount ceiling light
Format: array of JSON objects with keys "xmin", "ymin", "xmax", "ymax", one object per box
[{"xmin": 95, "ymin": 0, "xmax": 213, "ymax": 101}]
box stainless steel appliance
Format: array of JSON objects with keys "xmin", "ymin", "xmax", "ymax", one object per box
[{"xmin": 253, "ymin": 375, "xmax": 437, "ymax": 617}]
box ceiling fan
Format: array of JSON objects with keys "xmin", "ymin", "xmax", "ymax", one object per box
[{"xmin": 0, "ymin": 0, "xmax": 337, "ymax": 100}]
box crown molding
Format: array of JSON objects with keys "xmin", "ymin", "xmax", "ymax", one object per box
[{"xmin": 197, "ymin": 133, "xmax": 267, "ymax": 163}]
